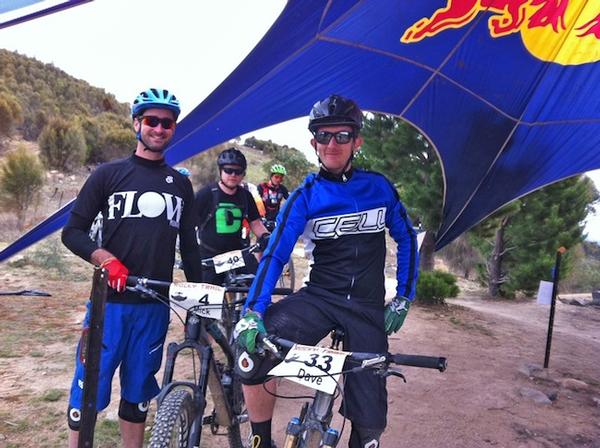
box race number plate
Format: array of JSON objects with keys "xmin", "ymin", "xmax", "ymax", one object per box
[
  {"xmin": 213, "ymin": 249, "xmax": 246, "ymax": 273},
  {"xmin": 169, "ymin": 282, "xmax": 225, "ymax": 319},
  {"xmin": 268, "ymin": 344, "xmax": 348, "ymax": 394}
]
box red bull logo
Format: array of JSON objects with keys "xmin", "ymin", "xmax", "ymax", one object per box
[{"xmin": 402, "ymin": 0, "xmax": 600, "ymax": 65}]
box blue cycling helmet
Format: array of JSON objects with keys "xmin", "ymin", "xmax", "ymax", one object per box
[
  {"xmin": 131, "ymin": 88, "xmax": 181, "ymax": 119},
  {"xmin": 175, "ymin": 166, "xmax": 191, "ymax": 177}
]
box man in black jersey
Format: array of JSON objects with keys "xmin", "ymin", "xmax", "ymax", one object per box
[
  {"xmin": 195, "ymin": 147, "xmax": 270, "ymax": 285},
  {"xmin": 61, "ymin": 88, "xmax": 202, "ymax": 448}
]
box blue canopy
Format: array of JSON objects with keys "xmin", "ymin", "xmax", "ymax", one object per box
[
  {"xmin": 0, "ymin": 0, "xmax": 92, "ymax": 30},
  {"xmin": 2, "ymin": 0, "xmax": 599, "ymax": 262}
]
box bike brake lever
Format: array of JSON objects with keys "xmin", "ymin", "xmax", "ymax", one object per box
[{"xmin": 383, "ymin": 369, "xmax": 407, "ymax": 382}]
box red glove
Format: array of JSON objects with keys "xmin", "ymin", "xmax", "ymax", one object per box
[{"xmin": 100, "ymin": 258, "xmax": 129, "ymax": 292}]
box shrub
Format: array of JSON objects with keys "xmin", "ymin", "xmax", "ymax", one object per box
[
  {"xmin": 38, "ymin": 117, "xmax": 86, "ymax": 171},
  {"xmin": 416, "ymin": 270, "xmax": 460, "ymax": 305},
  {"xmin": 0, "ymin": 145, "xmax": 44, "ymax": 230}
]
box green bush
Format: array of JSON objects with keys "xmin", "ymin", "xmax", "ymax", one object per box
[
  {"xmin": 416, "ymin": 270, "xmax": 460, "ymax": 305},
  {"xmin": 38, "ymin": 117, "xmax": 86, "ymax": 171},
  {"xmin": 0, "ymin": 145, "xmax": 44, "ymax": 230}
]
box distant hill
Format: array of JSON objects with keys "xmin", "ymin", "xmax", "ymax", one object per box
[{"xmin": 0, "ymin": 48, "xmax": 130, "ymax": 141}]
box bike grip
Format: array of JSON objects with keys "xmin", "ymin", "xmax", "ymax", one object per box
[
  {"xmin": 391, "ymin": 354, "xmax": 447, "ymax": 372},
  {"xmin": 125, "ymin": 276, "xmax": 171, "ymax": 289},
  {"xmin": 126, "ymin": 275, "xmax": 139, "ymax": 286}
]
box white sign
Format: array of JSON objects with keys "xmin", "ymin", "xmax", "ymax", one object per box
[
  {"xmin": 416, "ymin": 231, "xmax": 426, "ymax": 252},
  {"xmin": 169, "ymin": 282, "xmax": 225, "ymax": 319},
  {"xmin": 212, "ymin": 249, "xmax": 246, "ymax": 274},
  {"xmin": 537, "ymin": 280, "xmax": 554, "ymax": 305},
  {"xmin": 268, "ymin": 344, "xmax": 349, "ymax": 395}
]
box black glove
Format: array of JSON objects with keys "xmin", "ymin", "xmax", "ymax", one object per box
[{"xmin": 257, "ymin": 232, "xmax": 271, "ymax": 251}]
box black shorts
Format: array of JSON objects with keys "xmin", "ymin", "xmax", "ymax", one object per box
[{"xmin": 243, "ymin": 287, "xmax": 388, "ymax": 429}]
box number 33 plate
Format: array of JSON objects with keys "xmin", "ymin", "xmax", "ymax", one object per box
[{"xmin": 268, "ymin": 344, "xmax": 348, "ymax": 394}]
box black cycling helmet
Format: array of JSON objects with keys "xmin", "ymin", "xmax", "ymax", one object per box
[
  {"xmin": 217, "ymin": 147, "xmax": 247, "ymax": 170},
  {"xmin": 308, "ymin": 94, "xmax": 363, "ymax": 132}
]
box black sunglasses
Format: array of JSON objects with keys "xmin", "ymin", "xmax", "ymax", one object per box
[
  {"xmin": 222, "ymin": 167, "xmax": 245, "ymax": 176},
  {"xmin": 314, "ymin": 130, "xmax": 355, "ymax": 145},
  {"xmin": 140, "ymin": 115, "xmax": 176, "ymax": 130}
]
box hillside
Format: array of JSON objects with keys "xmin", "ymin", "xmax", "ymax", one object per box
[{"xmin": 0, "ymin": 48, "xmax": 129, "ymax": 143}]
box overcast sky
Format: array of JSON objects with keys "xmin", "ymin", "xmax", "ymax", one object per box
[{"xmin": 1, "ymin": 0, "xmax": 598, "ymax": 241}]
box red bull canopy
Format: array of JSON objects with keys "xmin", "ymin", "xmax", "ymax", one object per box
[
  {"xmin": 0, "ymin": 0, "xmax": 92, "ymax": 30},
  {"xmin": 1, "ymin": 0, "xmax": 599, "ymax": 262}
]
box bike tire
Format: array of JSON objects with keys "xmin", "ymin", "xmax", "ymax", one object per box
[
  {"xmin": 301, "ymin": 428, "xmax": 323, "ymax": 448},
  {"xmin": 150, "ymin": 389, "xmax": 196, "ymax": 448},
  {"xmin": 227, "ymin": 354, "xmax": 252, "ymax": 448}
]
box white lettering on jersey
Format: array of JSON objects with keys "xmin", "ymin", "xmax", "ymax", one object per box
[
  {"xmin": 106, "ymin": 191, "xmax": 184, "ymax": 228},
  {"xmin": 304, "ymin": 207, "xmax": 386, "ymax": 240}
]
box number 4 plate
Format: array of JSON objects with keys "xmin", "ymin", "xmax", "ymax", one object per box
[
  {"xmin": 169, "ymin": 282, "xmax": 225, "ymax": 319},
  {"xmin": 268, "ymin": 344, "xmax": 348, "ymax": 394},
  {"xmin": 213, "ymin": 249, "xmax": 245, "ymax": 273}
]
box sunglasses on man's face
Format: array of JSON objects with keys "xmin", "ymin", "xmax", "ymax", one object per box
[
  {"xmin": 140, "ymin": 115, "xmax": 176, "ymax": 130},
  {"xmin": 222, "ymin": 167, "xmax": 245, "ymax": 176},
  {"xmin": 314, "ymin": 130, "xmax": 354, "ymax": 145}
]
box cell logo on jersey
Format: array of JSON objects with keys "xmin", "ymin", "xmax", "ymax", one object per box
[
  {"xmin": 305, "ymin": 207, "xmax": 386, "ymax": 240},
  {"xmin": 106, "ymin": 191, "xmax": 184, "ymax": 228}
]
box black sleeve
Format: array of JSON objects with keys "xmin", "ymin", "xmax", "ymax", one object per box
[
  {"xmin": 282, "ymin": 185, "xmax": 290, "ymax": 199},
  {"xmin": 61, "ymin": 168, "xmax": 107, "ymax": 263},
  {"xmin": 194, "ymin": 184, "xmax": 214, "ymax": 226},
  {"xmin": 180, "ymin": 181, "xmax": 203, "ymax": 282},
  {"xmin": 246, "ymin": 190, "xmax": 261, "ymax": 222}
]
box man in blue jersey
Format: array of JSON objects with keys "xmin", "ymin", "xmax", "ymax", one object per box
[
  {"xmin": 62, "ymin": 88, "xmax": 202, "ymax": 448},
  {"xmin": 235, "ymin": 94, "xmax": 419, "ymax": 448}
]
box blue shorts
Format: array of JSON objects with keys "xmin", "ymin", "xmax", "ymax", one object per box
[{"xmin": 69, "ymin": 301, "xmax": 170, "ymax": 411}]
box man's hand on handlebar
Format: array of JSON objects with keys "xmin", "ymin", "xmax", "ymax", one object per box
[
  {"xmin": 234, "ymin": 310, "xmax": 266, "ymax": 354},
  {"xmin": 384, "ymin": 296, "xmax": 411, "ymax": 335},
  {"xmin": 100, "ymin": 257, "xmax": 129, "ymax": 292},
  {"xmin": 257, "ymin": 232, "xmax": 271, "ymax": 252}
]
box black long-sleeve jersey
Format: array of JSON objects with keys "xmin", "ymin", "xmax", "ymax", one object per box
[{"xmin": 62, "ymin": 154, "xmax": 202, "ymax": 303}]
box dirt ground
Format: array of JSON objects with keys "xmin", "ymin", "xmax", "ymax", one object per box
[{"xmin": 1, "ymin": 250, "xmax": 600, "ymax": 447}]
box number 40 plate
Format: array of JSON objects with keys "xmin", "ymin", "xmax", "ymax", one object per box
[{"xmin": 268, "ymin": 344, "xmax": 348, "ymax": 394}]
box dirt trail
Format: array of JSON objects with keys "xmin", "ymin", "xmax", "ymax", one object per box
[{"xmin": 1, "ymin": 262, "xmax": 600, "ymax": 447}]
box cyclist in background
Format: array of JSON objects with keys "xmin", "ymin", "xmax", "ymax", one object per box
[
  {"xmin": 235, "ymin": 95, "xmax": 419, "ymax": 448},
  {"xmin": 258, "ymin": 164, "xmax": 289, "ymax": 229},
  {"xmin": 61, "ymin": 88, "xmax": 202, "ymax": 448},
  {"xmin": 195, "ymin": 147, "xmax": 270, "ymax": 285}
]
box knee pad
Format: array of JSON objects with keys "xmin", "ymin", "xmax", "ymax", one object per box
[
  {"xmin": 235, "ymin": 349, "xmax": 266, "ymax": 383},
  {"xmin": 67, "ymin": 406, "xmax": 82, "ymax": 430},
  {"xmin": 118, "ymin": 399, "xmax": 149, "ymax": 423},
  {"xmin": 349, "ymin": 424, "xmax": 383, "ymax": 448}
]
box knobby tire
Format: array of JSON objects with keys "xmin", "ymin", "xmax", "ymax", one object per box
[{"xmin": 150, "ymin": 389, "xmax": 196, "ymax": 448}]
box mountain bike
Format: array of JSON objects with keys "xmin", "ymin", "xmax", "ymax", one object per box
[
  {"xmin": 258, "ymin": 331, "xmax": 447, "ymax": 448},
  {"xmin": 126, "ymin": 253, "xmax": 291, "ymax": 448}
]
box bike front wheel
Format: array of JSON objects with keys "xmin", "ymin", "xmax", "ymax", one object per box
[{"xmin": 150, "ymin": 389, "xmax": 196, "ymax": 448}]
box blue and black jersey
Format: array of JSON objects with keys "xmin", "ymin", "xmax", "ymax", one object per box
[{"xmin": 246, "ymin": 168, "xmax": 419, "ymax": 315}]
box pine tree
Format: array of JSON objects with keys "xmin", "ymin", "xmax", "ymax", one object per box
[{"xmin": 357, "ymin": 114, "xmax": 443, "ymax": 271}]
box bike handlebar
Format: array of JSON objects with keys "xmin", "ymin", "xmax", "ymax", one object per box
[
  {"xmin": 261, "ymin": 334, "xmax": 447, "ymax": 372},
  {"xmin": 200, "ymin": 243, "xmax": 261, "ymax": 268},
  {"xmin": 126, "ymin": 276, "xmax": 292, "ymax": 299}
]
